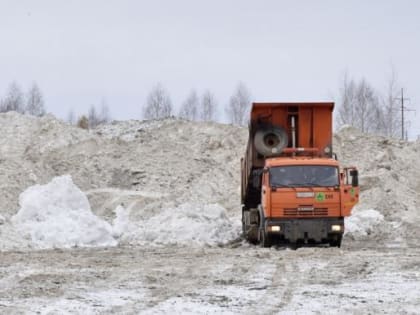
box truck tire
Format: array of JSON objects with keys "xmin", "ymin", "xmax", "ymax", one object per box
[
  {"xmin": 329, "ymin": 235, "xmax": 342, "ymax": 248},
  {"xmin": 254, "ymin": 127, "xmax": 288, "ymax": 157},
  {"xmin": 242, "ymin": 210, "xmax": 259, "ymax": 244},
  {"xmin": 259, "ymin": 228, "xmax": 272, "ymax": 248}
]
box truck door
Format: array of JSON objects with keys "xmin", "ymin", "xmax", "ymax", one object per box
[{"xmin": 341, "ymin": 168, "xmax": 359, "ymax": 216}]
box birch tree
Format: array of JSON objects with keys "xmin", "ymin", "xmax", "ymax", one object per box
[
  {"xmin": 143, "ymin": 83, "xmax": 173, "ymax": 119},
  {"xmin": 25, "ymin": 82, "xmax": 46, "ymax": 116},
  {"xmin": 200, "ymin": 90, "xmax": 217, "ymax": 121},
  {"xmin": 381, "ymin": 68, "xmax": 401, "ymax": 138},
  {"xmin": 67, "ymin": 109, "xmax": 76, "ymax": 125},
  {"xmin": 2, "ymin": 81, "xmax": 25, "ymax": 113},
  {"xmin": 179, "ymin": 89, "xmax": 199, "ymax": 121},
  {"xmin": 226, "ymin": 82, "xmax": 251, "ymax": 126}
]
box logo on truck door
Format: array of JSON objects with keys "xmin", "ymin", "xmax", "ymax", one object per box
[{"xmin": 315, "ymin": 192, "xmax": 325, "ymax": 202}]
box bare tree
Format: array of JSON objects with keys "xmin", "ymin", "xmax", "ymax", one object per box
[
  {"xmin": 67, "ymin": 109, "xmax": 76, "ymax": 125},
  {"xmin": 337, "ymin": 72, "xmax": 357, "ymax": 127},
  {"xmin": 88, "ymin": 105, "xmax": 100, "ymax": 128},
  {"xmin": 143, "ymin": 83, "xmax": 173, "ymax": 119},
  {"xmin": 179, "ymin": 89, "xmax": 199, "ymax": 121},
  {"xmin": 381, "ymin": 67, "xmax": 401, "ymax": 138},
  {"xmin": 200, "ymin": 90, "xmax": 217, "ymax": 121},
  {"xmin": 25, "ymin": 82, "xmax": 46, "ymax": 116},
  {"xmin": 98, "ymin": 98, "xmax": 111, "ymax": 124},
  {"xmin": 226, "ymin": 82, "xmax": 251, "ymax": 126},
  {"xmin": 337, "ymin": 74, "xmax": 384, "ymax": 134},
  {"xmin": 2, "ymin": 81, "xmax": 25, "ymax": 113},
  {"xmin": 354, "ymin": 78, "xmax": 380, "ymax": 133}
]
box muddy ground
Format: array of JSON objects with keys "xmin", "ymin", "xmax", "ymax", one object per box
[{"xmin": 1, "ymin": 242, "xmax": 419, "ymax": 314}]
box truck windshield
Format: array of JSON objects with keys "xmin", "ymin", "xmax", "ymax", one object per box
[{"xmin": 270, "ymin": 165, "xmax": 339, "ymax": 188}]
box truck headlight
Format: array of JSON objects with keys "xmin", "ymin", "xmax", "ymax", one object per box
[
  {"xmin": 331, "ymin": 224, "xmax": 342, "ymax": 232},
  {"xmin": 269, "ymin": 225, "xmax": 281, "ymax": 232}
]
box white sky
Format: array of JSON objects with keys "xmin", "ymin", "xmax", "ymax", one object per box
[{"xmin": 0, "ymin": 0, "xmax": 419, "ymax": 137}]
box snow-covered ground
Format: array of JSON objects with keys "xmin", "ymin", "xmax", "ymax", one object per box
[{"xmin": 0, "ymin": 112, "xmax": 420, "ymax": 314}]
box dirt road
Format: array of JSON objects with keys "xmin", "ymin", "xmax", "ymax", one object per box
[{"xmin": 1, "ymin": 243, "xmax": 419, "ymax": 314}]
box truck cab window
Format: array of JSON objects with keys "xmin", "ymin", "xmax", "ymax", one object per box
[{"xmin": 270, "ymin": 165, "xmax": 339, "ymax": 187}]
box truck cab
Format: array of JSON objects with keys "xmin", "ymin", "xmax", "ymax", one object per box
[{"xmin": 258, "ymin": 158, "xmax": 358, "ymax": 247}]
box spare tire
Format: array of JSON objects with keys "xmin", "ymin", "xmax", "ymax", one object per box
[{"xmin": 254, "ymin": 127, "xmax": 288, "ymax": 157}]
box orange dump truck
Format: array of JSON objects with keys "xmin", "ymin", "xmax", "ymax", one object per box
[{"xmin": 241, "ymin": 102, "xmax": 359, "ymax": 247}]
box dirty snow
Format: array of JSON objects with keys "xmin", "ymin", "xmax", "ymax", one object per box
[
  {"xmin": 1, "ymin": 112, "xmax": 420, "ymax": 313},
  {"xmin": 9, "ymin": 175, "xmax": 240, "ymax": 249},
  {"xmin": 345, "ymin": 208, "xmax": 384, "ymax": 237},
  {"xmin": 134, "ymin": 203, "xmax": 240, "ymax": 246}
]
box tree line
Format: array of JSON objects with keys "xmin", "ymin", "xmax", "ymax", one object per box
[
  {"xmin": 70, "ymin": 82, "xmax": 252, "ymax": 129},
  {"xmin": 141, "ymin": 81, "xmax": 251, "ymax": 125},
  {"xmin": 0, "ymin": 73, "xmax": 409, "ymax": 138},
  {"xmin": 336, "ymin": 69, "xmax": 404, "ymax": 138},
  {"xmin": 70, "ymin": 81, "xmax": 252, "ymax": 129},
  {"xmin": 0, "ymin": 80, "xmax": 252, "ymax": 128}
]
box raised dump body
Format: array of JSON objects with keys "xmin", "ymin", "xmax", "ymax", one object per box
[{"xmin": 241, "ymin": 102, "xmax": 359, "ymax": 247}]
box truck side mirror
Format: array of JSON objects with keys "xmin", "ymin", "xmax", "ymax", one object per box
[{"xmin": 350, "ymin": 170, "xmax": 358, "ymax": 187}]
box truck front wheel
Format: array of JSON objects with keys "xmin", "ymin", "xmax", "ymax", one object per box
[
  {"xmin": 329, "ymin": 234, "xmax": 342, "ymax": 248},
  {"xmin": 259, "ymin": 229, "xmax": 272, "ymax": 248}
]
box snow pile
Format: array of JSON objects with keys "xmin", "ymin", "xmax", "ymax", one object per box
[
  {"xmin": 334, "ymin": 128, "xmax": 420, "ymax": 245},
  {"xmin": 345, "ymin": 209, "xmax": 384, "ymax": 237},
  {"xmin": 1, "ymin": 111, "xmax": 420, "ymax": 249},
  {"xmin": 8, "ymin": 175, "xmax": 240, "ymax": 249},
  {"xmin": 11, "ymin": 175, "xmax": 117, "ymax": 249},
  {"xmin": 119, "ymin": 203, "xmax": 240, "ymax": 246}
]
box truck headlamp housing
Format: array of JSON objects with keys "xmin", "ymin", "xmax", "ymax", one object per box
[
  {"xmin": 268, "ymin": 225, "xmax": 281, "ymax": 232},
  {"xmin": 331, "ymin": 224, "xmax": 342, "ymax": 232}
]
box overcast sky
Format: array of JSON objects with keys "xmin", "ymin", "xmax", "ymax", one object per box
[{"xmin": 0, "ymin": 0, "xmax": 419, "ymax": 137}]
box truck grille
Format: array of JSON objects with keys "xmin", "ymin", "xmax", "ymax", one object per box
[{"xmin": 283, "ymin": 208, "xmax": 328, "ymax": 216}]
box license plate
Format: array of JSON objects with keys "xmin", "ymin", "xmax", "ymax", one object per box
[{"xmin": 298, "ymin": 207, "xmax": 314, "ymax": 211}]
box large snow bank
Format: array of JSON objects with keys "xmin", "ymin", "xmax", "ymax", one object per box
[
  {"xmin": 345, "ymin": 209, "xmax": 384, "ymax": 237},
  {"xmin": 11, "ymin": 176, "xmax": 117, "ymax": 249}
]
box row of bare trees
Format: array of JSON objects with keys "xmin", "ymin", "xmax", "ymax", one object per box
[
  {"xmin": 0, "ymin": 80, "xmax": 252, "ymax": 127},
  {"xmin": 142, "ymin": 82, "xmax": 251, "ymax": 125},
  {"xmin": 0, "ymin": 81, "xmax": 46, "ymax": 116},
  {"xmin": 337, "ymin": 70, "xmax": 402, "ymax": 138},
  {"xmin": 65, "ymin": 82, "xmax": 251, "ymax": 129},
  {"xmin": 1, "ymin": 76, "xmax": 405, "ymax": 136}
]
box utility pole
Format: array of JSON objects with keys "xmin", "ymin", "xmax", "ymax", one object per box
[{"xmin": 398, "ymin": 88, "xmax": 415, "ymax": 140}]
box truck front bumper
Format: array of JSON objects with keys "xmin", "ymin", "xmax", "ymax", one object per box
[{"xmin": 265, "ymin": 217, "xmax": 344, "ymax": 243}]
